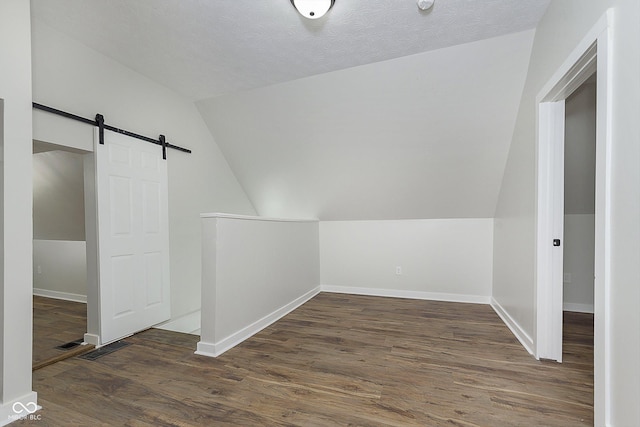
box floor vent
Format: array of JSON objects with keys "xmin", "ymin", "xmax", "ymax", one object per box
[
  {"xmin": 55, "ymin": 338, "xmax": 84, "ymax": 350},
  {"xmin": 79, "ymin": 341, "xmax": 132, "ymax": 361}
]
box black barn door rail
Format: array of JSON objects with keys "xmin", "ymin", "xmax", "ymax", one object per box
[{"xmin": 33, "ymin": 102, "xmax": 191, "ymax": 158}]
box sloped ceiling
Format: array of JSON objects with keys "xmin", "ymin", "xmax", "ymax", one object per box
[
  {"xmin": 31, "ymin": 1, "xmax": 549, "ymax": 221},
  {"xmin": 198, "ymin": 30, "xmax": 536, "ymax": 220}
]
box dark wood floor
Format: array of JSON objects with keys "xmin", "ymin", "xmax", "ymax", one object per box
[
  {"xmin": 22, "ymin": 294, "xmax": 593, "ymax": 426},
  {"xmin": 563, "ymin": 310, "xmax": 594, "ymax": 368},
  {"xmin": 33, "ymin": 296, "xmax": 88, "ymax": 367}
]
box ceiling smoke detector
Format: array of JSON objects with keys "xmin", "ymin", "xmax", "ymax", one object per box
[
  {"xmin": 291, "ymin": 0, "xmax": 335, "ymax": 19},
  {"xmin": 417, "ymin": 0, "xmax": 435, "ymax": 11}
]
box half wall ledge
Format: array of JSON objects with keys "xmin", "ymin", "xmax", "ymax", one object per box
[{"xmin": 197, "ymin": 213, "xmax": 320, "ymax": 358}]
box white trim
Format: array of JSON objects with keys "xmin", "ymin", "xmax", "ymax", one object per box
[
  {"xmin": 321, "ymin": 285, "xmax": 490, "ymax": 305},
  {"xmin": 155, "ymin": 310, "xmax": 201, "ymax": 335},
  {"xmin": 536, "ymin": 13, "xmax": 608, "ymax": 103},
  {"xmin": 534, "ymin": 9, "xmax": 612, "ymax": 426},
  {"xmin": 490, "ymin": 298, "xmax": 535, "ymax": 356},
  {"xmin": 0, "ymin": 392, "xmax": 39, "ymax": 426},
  {"xmin": 83, "ymin": 333, "xmax": 100, "ymax": 346},
  {"xmin": 195, "ymin": 287, "xmax": 320, "ymax": 358},
  {"xmin": 594, "ymin": 15, "xmax": 613, "ymax": 427},
  {"xmin": 200, "ymin": 212, "xmax": 318, "ymax": 223},
  {"xmin": 563, "ymin": 303, "xmax": 594, "ymax": 314},
  {"xmin": 194, "ymin": 341, "xmax": 217, "ymax": 358},
  {"xmin": 537, "ymin": 44, "xmax": 597, "ymax": 104},
  {"xmin": 33, "ymin": 288, "xmax": 87, "ymax": 304},
  {"xmin": 535, "ymin": 99, "xmax": 566, "ymax": 362}
]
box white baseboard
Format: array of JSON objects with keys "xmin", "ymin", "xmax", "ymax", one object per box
[
  {"xmin": 490, "ymin": 297, "xmax": 534, "ymax": 356},
  {"xmin": 321, "ymin": 285, "xmax": 490, "ymax": 305},
  {"xmin": 0, "ymin": 391, "xmax": 39, "ymax": 426},
  {"xmin": 83, "ymin": 333, "xmax": 100, "ymax": 347},
  {"xmin": 196, "ymin": 286, "xmax": 320, "ymax": 358},
  {"xmin": 193, "ymin": 285, "xmax": 534, "ymax": 362},
  {"xmin": 563, "ymin": 302, "xmax": 594, "ymax": 313},
  {"xmin": 194, "ymin": 341, "xmax": 217, "ymax": 358},
  {"xmin": 33, "ymin": 288, "xmax": 87, "ymax": 303}
]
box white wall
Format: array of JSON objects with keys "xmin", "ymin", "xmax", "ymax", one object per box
[
  {"xmin": 563, "ymin": 214, "xmax": 594, "ymax": 312},
  {"xmin": 197, "ymin": 30, "xmax": 534, "ymax": 221},
  {"xmin": 0, "ymin": 0, "xmax": 37, "ymax": 419},
  {"xmin": 320, "ymin": 219, "xmax": 493, "ymax": 303},
  {"xmin": 197, "ymin": 214, "xmax": 320, "ymax": 357},
  {"xmin": 565, "ymin": 82, "xmax": 596, "ymax": 216},
  {"xmin": 563, "ymin": 81, "xmax": 596, "ymax": 313},
  {"xmin": 32, "ymin": 150, "xmax": 87, "ymax": 300},
  {"xmin": 31, "ymin": 19, "xmax": 256, "ymax": 320},
  {"xmin": 492, "ymin": 0, "xmax": 640, "ymax": 424},
  {"xmin": 33, "ymin": 240, "xmax": 86, "ymax": 302},
  {"xmin": 33, "ymin": 150, "xmax": 85, "ymax": 241}
]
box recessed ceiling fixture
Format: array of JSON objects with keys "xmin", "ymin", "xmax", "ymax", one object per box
[
  {"xmin": 417, "ymin": 0, "xmax": 435, "ymax": 11},
  {"xmin": 290, "ymin": 0, "xmax": 335, "ymax": 19}
]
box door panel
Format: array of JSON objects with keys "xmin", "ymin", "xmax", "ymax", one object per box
[{"xmin": 95, "ymin": 129, "xmax": 170, "ymax": 345}]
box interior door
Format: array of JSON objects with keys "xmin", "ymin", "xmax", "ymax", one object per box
[
  {"xmin": 551, "ymin": 103, "xmax": 565, "ymax": 362},
  {"xmin": 536, "ymin": 100, "xmax": 565, "ymax": 362},
  {"xmin": 94, "ymin": 129, "xmax": 170, "ymax": 345}
]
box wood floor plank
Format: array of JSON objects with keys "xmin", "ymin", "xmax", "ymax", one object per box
[
  {"xmin": 33, "ymin": 296, "xmax": 87, "ymax": 367},
  {"xmin": 21, "ymin": 293, "xmax": 593, "ymax": 426},
  {"xmin": 23, "ymin": 398, "xmax": 110, "ymax": 427}
]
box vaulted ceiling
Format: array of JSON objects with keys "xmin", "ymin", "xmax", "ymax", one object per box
[
  {"xmin": 31, "ymin": 0, "xmax": 550, "ymax": 220},
  {"xmin": 197, "ymin": 30, "xmax": 536, "ymax": 219}
]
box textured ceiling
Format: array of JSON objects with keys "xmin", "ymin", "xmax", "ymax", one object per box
[{"xmin": 31, "ymin": 0, "xmax": 549, "ymax": 100}]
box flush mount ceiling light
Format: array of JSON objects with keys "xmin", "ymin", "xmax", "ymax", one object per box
[{"xmin": 290, "ymin": 0, "xmax": 335, "ymax": 19}]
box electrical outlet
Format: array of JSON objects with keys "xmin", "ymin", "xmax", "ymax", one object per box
[
  {"xmin": 395, "ymin": 266, "xmax": 402, "ymax": 275},
  {"xmin": 563, "ymin": 272, "xmax": 571, "ymax": 283},
  {"xmin": 37, "ymin": 265, "xmax": 42, "ymax": 275}
]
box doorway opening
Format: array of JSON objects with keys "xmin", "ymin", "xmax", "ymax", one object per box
[
  {"xmin": 32, "ymin": 140, "xmax": 94, "ymax": 368},
  {"xmin": 31, "ymin": 117, "xmax": 173, "ymax": 369},
  {"xmin": 563, "ymin": 76, "xmax": 596, "ymax": 318},
  {"xmin": 561, "ymin": 74, "xmax": 596, "ymax": 398},
  {"xmin": 535, "ymin": 11, "xmax": 611, "ymax": 426}
]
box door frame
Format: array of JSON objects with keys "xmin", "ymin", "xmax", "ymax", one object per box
[
  {"xmin": 83, "ymin": 148, "xmax": 100, "ymax": 346},
  {"xmin": 30, "ymin": 140, "xmax": 96, "ymax": 344},
  {"xmin": 534, "ymin": 10, "xmax": 612, "ymax": 425}
]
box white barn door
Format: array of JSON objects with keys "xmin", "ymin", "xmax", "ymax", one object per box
[{"xmin": 94, "ymin": 129, "xmax": 171, "ymax": 345}]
